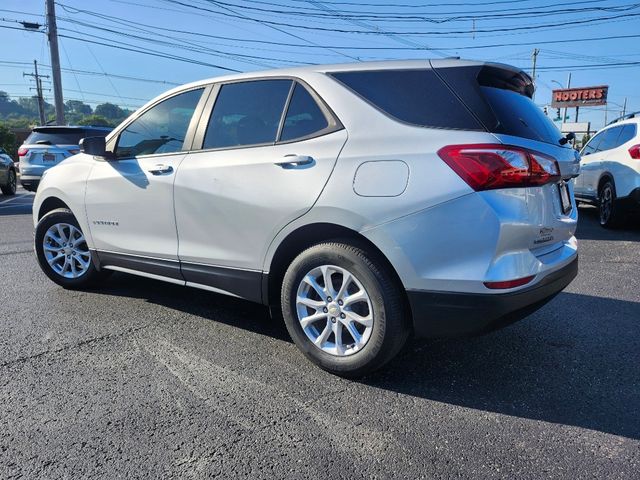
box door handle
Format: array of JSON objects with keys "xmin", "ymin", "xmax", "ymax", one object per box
[
  {"xmin": 274, "ymin": 154, "xmax": 315, "ymax": 169},
  {"xmin": 148, "ymin": 164, "xmax": 174, "ymax": 175}
]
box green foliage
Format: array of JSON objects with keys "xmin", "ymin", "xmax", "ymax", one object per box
[
  {"xmin": 0, "ymin": 124, "xmax": 17, "ymax": 159},
  {"xmin": 77, "ymin": 115, "xmax": 114, "ymax": 127},
  {"xmin": 0, "ymin": 91, "xmax": 133, "ymax": 127}
]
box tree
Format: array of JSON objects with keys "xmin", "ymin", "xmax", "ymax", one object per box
[
  {"xmin": 66, "ymin": 100, "xmax": 92, "ymax": 115},
  {"xmin": 94, "ymin": 102, "xmax": 125, "ymax": 119},
  {"xmin": 0, "ymin": 124, "xmax": 18, "ymax": 160},
  {"xmin": 78, "ymin": 115, "xmax": 113, "ymax": 127}
]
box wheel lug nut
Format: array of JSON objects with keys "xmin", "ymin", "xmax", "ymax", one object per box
[
  {"xmin": 331, "ymin": 317, "xmax": 336, "ymax": 323},
  {"xmin": 323, "ymin": 307, "xmax": 328, "ymax": 313},
  {"xmin": 338, "ymin": 300, "xmax": 343, "ymax": 306},
  {"xmin": 340, "ymin": 313, "xmax": 346, "ymax": 319},
  {"xmin": 327, "ymin": 297, "xmax": 332, "ymax": 302}
]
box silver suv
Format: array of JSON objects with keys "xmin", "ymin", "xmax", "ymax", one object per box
[
  {"xmin": 32, "ymin": 59, "xmax": 580, "ymax": 376},
  {"xmin": 19, "ymin": 126, "xmax": 112, "ymax": 191}
]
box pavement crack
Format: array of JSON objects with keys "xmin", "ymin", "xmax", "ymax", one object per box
[
  {"xmin": 0, "ymin": 323, "xmax": 152, "ymax": 369},
  {"xmin": 0, "ymin": 249, "xmax": 32, "ymax": 256}
]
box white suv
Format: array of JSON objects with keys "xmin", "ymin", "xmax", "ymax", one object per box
[
  {"xmin": 32, "ymin": 60, "xmax": 580, "ymax": 376},
  {"xmin": 575, "ymin": 115, "xmax": 640, "ymax": 227}
]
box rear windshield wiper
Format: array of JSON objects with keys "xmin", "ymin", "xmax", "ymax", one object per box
[{"xmin": 35, "ymin": 140, "xmax": 53, "ymax": 145}]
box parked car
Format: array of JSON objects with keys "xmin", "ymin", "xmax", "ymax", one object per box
[
  {"xmin": 18, "ymin": 125, "xmax": 112, "ymax": 192},
  {"xmin": 32, "ymin": 59, "xmax": 580, "ymax": 376},
  {"xmin": 0, "ymin": 147, "xmax": 17, "ymax": 195},
  {"xmin": 575, "ymin": 114, "xmax": 640, "ymax": 227}
]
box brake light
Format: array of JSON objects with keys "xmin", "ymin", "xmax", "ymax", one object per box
[
  {"xmin": 18, "ymin": 147, "xmax": 28, "ymax": 157},
  {"xmin": 629, "ymin": 144, "xmax": 640, "ymax": 159},
  {"xmin": 437, "ymin": 144, "xmax": 561, "ymax": 191},
  {"xmin": 67, "ymin": 149, "xmax": 80, "ymax": 155},
  {"xmin": 484, "ymin": 275, "xmax": 535, "ymax": 290}
]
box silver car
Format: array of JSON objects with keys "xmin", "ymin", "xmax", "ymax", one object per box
[
  {"xmin": 18, "ymin": 126, "xmax": 112, "ymax": 191},
  {"xmin": 32, "ymin": 59, "xmax": 580, "ymax": 376}
]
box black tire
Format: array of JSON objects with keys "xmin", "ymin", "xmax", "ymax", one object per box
[
  {"xmin": 598, "ymin": 179, "xmax": 623, "ymax": 228},
  {"xmin": 35, "ymin": 208, "xmax": 110, "ymax": 289},
  {"xmin": 1, "ymin": 169, "xmax": 16, "ymax": 196},
  {"xmin": 281, "ymin": 241, "xmax": 409, "ymax": 378}
]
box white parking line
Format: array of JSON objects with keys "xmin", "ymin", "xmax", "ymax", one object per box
[{"xmin": 0, "ymin": 194, "xmax": 31, "ymax": 204}]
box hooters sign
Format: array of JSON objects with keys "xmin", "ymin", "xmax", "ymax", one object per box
[{"xmin": 551, "ymin": 86, "xmax": 608, "ymax": 108}]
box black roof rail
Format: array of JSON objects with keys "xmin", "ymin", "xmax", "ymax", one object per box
[{"xmin": 607, "ymin": 111, "xmax": 640, "ymax": 126}]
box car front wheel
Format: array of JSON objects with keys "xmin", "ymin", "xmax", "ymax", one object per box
[
  {"xmin": 281, "ymin": 241, "xmax": 409, "ymax": 377},
  {"xmin": 35, "ymin": 208, "xmax": 109, "ymax": 289}
]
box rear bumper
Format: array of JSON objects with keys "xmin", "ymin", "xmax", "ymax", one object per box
[
  {"xmin": 407, "ymin": 256, "xmax": 578, "ymax": 338},
  {"xmin": 20, "ymin": 176, "xmax": 40, "ymax": 192},
  {"xmin": 619, "ymin": 187, "xmax": 640, "ymax": 212}
]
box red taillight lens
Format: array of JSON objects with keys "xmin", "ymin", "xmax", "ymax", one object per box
[
  {"xmin": 18, "ymin": 147, "xmax": 28, "ymax": 157},
  {"xmin": 484, "ymin": 275, "xmax": 535, "ymax": 290},
  {"xmin": 629, "ymin": 144, "xmax": 640, "ymax": 159},
  {"xmin": 437, "ymin": 144, "xmax": 561, "ymax": 191}
]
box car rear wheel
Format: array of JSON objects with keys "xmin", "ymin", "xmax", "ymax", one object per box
[
  {"xmin": 281, "ymin": 241, "xmax": 409, "ymax": 377},
  {"xmin": 1, "ymin": 169, "xmax": 16, "ymax": 195},
  {"xmin": 35, "ymin": 208, "xmax": 109, "ymax": 289},
  {"xmin": 599, "ymin": 180, "xmax": 623, "ymax": 228}
]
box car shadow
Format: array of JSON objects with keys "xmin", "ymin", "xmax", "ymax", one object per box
[
  {"xmin": 97, "ymin": 273, "xmax": 640, "ymax": 440},
  {"xmin": 576, "ymin": 204, "xmax": 640, "ymax": 241}
]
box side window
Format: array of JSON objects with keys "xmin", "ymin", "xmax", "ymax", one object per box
[
  {"xmin": 581, "ymin": 130, "xmax": 605, "ymax": 155},
  {"xmin": 329, "ymin": 69, "xmax": 481, "ymax": 130},
  {"xmin": 596, "ymin": 126, "xmax": 622, "ymax": 153},
  {"xmin": 116, "ymin": 88, "xmax": 204, "ymax": 158},
  {"xmin": 280, "ymin": 83, "xmax": 329, "ymax": 142},
  {"xmin": 617, "ymin": 124, "xmax": 636, "ymax": 146},
  {"xmin": 203, "ymin": 80, "xmax": 292, "ymax": 149}
]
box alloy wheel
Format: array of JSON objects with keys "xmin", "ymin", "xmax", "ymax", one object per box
[
  {"xmin": 599, "ymin": 184, "xmax": 613, "ymax": 225},
  {"xmin": 296, "ymin": 265, "xmax": 374, "ymax": 356},
  {"xmin": 43, "ymin": 223, "xmax": 91, "ymax": 278}
]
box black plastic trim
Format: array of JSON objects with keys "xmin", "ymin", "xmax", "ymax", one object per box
[
  {"xmin": 407, "ymin": 257, "xmax": 578, "ymax": 338},
  {"xmin": 97, "ymin": 251, "xmax": 183, "ymax": 280},
  {"xmin": 181, "ymin": 262, "xmax": 263, "ymax": 303}
]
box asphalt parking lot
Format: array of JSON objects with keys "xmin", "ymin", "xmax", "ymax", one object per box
[{"xmin": 0, "ymin": 188, "xmax": 638, "ymax": 479}]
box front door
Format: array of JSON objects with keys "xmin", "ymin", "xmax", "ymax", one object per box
[
  {"xmin": 174, "ymin": 79, "xmax": 347, "ymax": 300},
  {"xmin": 85, "ymin": 87, "xmax": 206, "ymax": 272}
]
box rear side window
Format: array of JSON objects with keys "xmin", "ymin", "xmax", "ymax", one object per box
[
  {"xmin": 617, "ymin": 124, "xmax": 637, "ymax": 146},
  {"xmin": 480, "ymin": 86, "xmax": 561, "ymax": 144},
  {"xmin": 280, "ymin": 83, "xmax": 329, "ymax": 142},
  {"xmin": 25, "ymin": 129, "xmax": 103, "ymax": 145},
  {"xmin": 329, "ymin": 69, "xmax": 481, "ymax": 130},
  {"xmin": 204, "ymin": 80, "xmax": 292, "ymax": 149}
]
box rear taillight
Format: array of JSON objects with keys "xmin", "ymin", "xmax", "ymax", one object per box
[
  {"xmin": 67, "ymin": 149, "xmax": 80, "ymax": 155},
  {"xmin": 437, "ymin": 144, "xmax": 561, "ymax": 191},
  {"xmin": 18, "ymin": 147, "xmax": 28, "ymax": 157},
  {"xmin": 629, "ymin": 144, "xmax": 640, "ymax": 159},
  {"xmin": 484, "ymin": 275, "xmax": 535, "ymax": 290}
]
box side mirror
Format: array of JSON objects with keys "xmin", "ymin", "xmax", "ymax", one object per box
[{"xmin": 80, "ymin": 136, "xmax": 107, "ymax": 157}]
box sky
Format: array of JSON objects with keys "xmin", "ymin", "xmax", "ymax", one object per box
[{"xmin": 1, "ymin": 0, "xmax": 639, "ymax": 131}]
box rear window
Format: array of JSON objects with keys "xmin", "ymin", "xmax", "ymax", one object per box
[
  {"xmin": 25, "ymin": 128, "xmax": 110, "ymax": 146},
  {"xmin": 329, "ymin": 69, "xmax": 482, "ymax": 130},
  {"xmin": 480, "ymin": 86, "xmax": 562, "ymax": 145}
]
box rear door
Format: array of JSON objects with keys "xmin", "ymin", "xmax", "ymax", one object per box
[
  {"xmin": 579, "ymin": 126, "xmax": 623, "ymax": 197},
  {"xmin": 174, "ymin": 78, "xmax": 346, "ymax": 300}
]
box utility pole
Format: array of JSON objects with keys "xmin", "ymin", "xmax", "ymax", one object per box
[
  {"xmin": 23, "ymin": 60, "xmax": 49, "ymax": 125},
  {"xmin": 563, "ymin": 72, "xmax": 571, "ymax": 126},
  {"xmin": 46, "ymin": 0, "xmax": 64, "ymax": 125},
  {"xmin": 622, "ymin": 97, "xmax": 627, "ymax": 117},
  {"xmin": 531, "ymin": 48, "xmax": 539, "ymax": 101}
]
